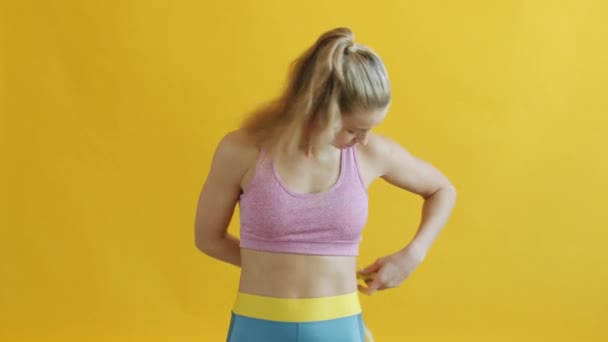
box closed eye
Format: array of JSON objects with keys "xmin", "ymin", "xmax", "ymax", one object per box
[{"xmin": 349, "ymin": 128, "xmax": 369, "ymax": 133}]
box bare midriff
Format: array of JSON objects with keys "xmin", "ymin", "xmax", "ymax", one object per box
[{"xmin": 238, "ymin": 248, "xmax": 358, "ymax": 298}]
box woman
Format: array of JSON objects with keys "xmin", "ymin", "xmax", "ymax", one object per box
[{"xmin": 194, "ymin": 27, "xmax": 456, "ymax": 342}]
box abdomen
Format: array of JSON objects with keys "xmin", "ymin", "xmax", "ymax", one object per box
[{"xmin": 238, "ymin": 248, "xmax": 358, "ymax": 298}]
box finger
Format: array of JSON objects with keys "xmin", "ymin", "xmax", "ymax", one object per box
[
  {"xmin": 366, "ymin": 274, "xmax": 385, "ymax": 295},
  {"xmin": 359, "ymin": 260, "xmax": 380, "ymax": 274},
  {"xmin": 357, "ymin": 272, "xmax": 376, "ymax": 282},
  {"xmin": 358, "ymin": 259, "xmax": 382, "ymax": 275}
]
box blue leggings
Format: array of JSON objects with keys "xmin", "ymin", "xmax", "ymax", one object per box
[
  {"xmin": 226, "ymin": 291, "xmax": 366, "ymax": 342},
  {"xmin": 227, "ymin": 312, "xmax": 366, "ymax": 342}
]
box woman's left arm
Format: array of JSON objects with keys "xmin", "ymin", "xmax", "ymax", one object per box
[{"xmin": 357, "ymin": 134, "xmax": 457, "ymax": 295}]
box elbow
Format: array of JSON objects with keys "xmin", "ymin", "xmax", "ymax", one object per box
[
  {"xmin": 443, "ymin": 183, "xmax": 457, "ymax": 203},
  {"xmin": 195, "ymin": 230, "xmax": 228, "ymax": 257},
  {"xmin": 195, "ymin": 240, "xmax": 210, "ymax": 255},
  {"xmin": 446, "ymin": 183, "xmax": 457, "ymax": 197},
  {"xmin": 196, "ymin": 240, "xmax": 219, "ymax": 257},
  {"xmin": 194, "ymin": 230, "xmax": 215, "ymax": 255},
  {"xmin": 423, "ymin": 182, "xmax": 457, "ymax": 201}
]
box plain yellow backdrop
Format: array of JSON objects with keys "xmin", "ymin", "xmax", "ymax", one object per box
[{"xmin": 2, "ymin": 0, "xmax": 607, "ymax": 341}]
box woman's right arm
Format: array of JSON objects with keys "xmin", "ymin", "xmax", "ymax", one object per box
[{"xmin": 194, "ymin": 130, "xmax": 255, "ymax": 267}]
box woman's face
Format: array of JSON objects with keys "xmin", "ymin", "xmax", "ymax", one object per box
[{"xmin": 331, "ymin": 107, "xmax": 388, "ymax": 149}]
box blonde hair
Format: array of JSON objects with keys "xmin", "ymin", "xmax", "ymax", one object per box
[{"xmin": 241, "ymin": 27, "xmax": 391, "ymax": 156}]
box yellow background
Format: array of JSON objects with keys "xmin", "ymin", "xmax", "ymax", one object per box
[{"xmin": 2, "ymin": 1, "xmax": 607, "ymax": 341}]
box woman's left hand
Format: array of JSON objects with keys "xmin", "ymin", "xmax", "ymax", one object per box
[{"xmin": 357, "ymin": 244, "xmax": 426, "ymax": 296}]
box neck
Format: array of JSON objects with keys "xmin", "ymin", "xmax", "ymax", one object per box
[{"xmin": 300, "ymin": 145, "xmax": 340, "ymax": 161}]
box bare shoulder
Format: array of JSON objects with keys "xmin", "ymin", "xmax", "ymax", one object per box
[
  {"xmin": 216, "ymin": 129, "xmax": 258, "ymax": 157},
  {"xmin": 357, "ymin": 133, "xmax": 454, "ymax": 198},
  {"xmin": 356, "ymin": 132, "xmax": 410, "ymax": 171},
  {"xmin": 358, "ymin": 133, "xmax": 404, "ymax": 159},
  {"xmin": 213, "ymin": 129, "xmax": 259, "ymax": 172}
]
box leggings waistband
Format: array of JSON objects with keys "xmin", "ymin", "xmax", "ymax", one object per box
[{"xmin": 232, "ymin": 292, "xmax": 361, "ymax": 323}]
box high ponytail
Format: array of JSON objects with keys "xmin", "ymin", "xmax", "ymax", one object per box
[{"xmin": 241, "ymin": 27, "xmax": 390, "ymax": 156}]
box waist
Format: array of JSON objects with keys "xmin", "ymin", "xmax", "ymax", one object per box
[
  {"xmin": 232, "ymin": 291, "xmax": 361, "ymax": 322},
  {"xmin": 238, "ymin": 248, "xmax": 358, "ymax": 298}
]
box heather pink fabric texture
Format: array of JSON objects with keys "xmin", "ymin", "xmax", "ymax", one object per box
[{"xmin": 238, "ymin": 146, "xmax": 369, "ymax": 256}]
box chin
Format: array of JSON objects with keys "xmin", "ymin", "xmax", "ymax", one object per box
[{"xmin": 331, "ymin": 141, "xmax": 355, "ymax": 149}]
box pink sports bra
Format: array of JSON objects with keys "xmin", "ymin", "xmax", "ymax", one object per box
[{"xmin": 238, "ymin": 146, "xmax": 369, "ymax": 256}]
